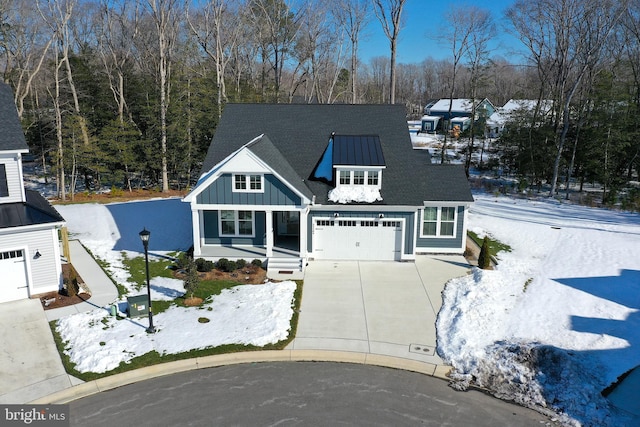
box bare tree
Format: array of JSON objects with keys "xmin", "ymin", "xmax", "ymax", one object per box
[
  {"xmin": 186, "ymin": 0, "xmax": 242, "ymax": 119},
  {"xmin": 145, "ymin": 0, "xmax": 181, "ymax": 193},
  {"xmin": 372, "ymin": 0, "xmax": 406, "ymax": 104},
  {"xmin": 507, "ymin": 0, "xmax": 628, "ymax": 196},
  {"xmin": 462, "ymin": 7, "xmax": 494, "ymax": 176},
  {"xmin": 332, "ymin": 0, "xmax": 370, "ymax": 103}
]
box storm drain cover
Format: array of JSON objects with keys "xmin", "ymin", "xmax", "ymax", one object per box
[{"xmin": 409, "ymin": 344, "xmax": 435, "ymax": 356}]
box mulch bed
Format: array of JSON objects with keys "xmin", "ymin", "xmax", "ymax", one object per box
[
  {"xmin": 174, "ymin": 264, "xmax": 268, "ymax": 284},
  {"xmin": 35, "ymin": 263, "xmax": 91, "ymax": 310}
]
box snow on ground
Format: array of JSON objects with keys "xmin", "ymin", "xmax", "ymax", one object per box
[
  {"xmin": 437, "ymin": 193, "xmax": 640, "ymax": 426},
  {"xmin": 54, "ymin": 199, "xmax": 297, "ymax": 374},
  {"xmin": 57, "ymin": 281, "xmax": 296, "ymax": 373},
  {"xmin": 55, "ymin": 198, "xmax": 193, "ymax": 293}
]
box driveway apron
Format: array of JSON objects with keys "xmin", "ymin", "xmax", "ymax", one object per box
[
  {"xmin": 0, "ymin": 299, "xmax": 74, "ymax": 403},
  {"xmin": 288, "ymin": 256, "xmax": 470, "ymax": 366}
]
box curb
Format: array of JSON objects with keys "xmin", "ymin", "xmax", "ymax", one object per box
[{"xmin": 30, "ymin": 350, "xmax": 452, "ymax": 404}]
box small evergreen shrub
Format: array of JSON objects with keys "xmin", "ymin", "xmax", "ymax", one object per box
[
  {"xmin": 236, "ymin": 259, "xmax": 247, "ymax": 269},
  {"xmin": 217, "ymin": 258, "xmax": 237, "ymax": 272},
  {"xmin": 251, "ymin": 259, "xmax": 263, "ymax": 268},
  {"xmin": 183, "ymin": 257, "xmax": 200, "ymax": 298},
  {"xmin": 195, "ymin": 258, "xmax": 215, "ymax": 272},
  {"xmin": 478, "ymin": 236, "xmax": 491, "ymax": 270},
  {"xmin": 175, "ymin": 253, "xmax": 190, "ymax": 270}
]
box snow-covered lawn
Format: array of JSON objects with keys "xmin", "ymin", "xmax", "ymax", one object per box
[
  {"xmin": 54, "ymin": 199, "xmax": 297, "ymax": 374},
  {"xmin": 437, "ymin": 193, "xmax": 640, "ymax": 426}
]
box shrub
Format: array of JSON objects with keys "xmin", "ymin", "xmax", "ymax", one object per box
[
  {"xmin": 175, "ymin": 253, "xmax": 190, "ymax": 270},
  {"xmin": 64, "ymin": 267, "xmax": 79, "ymax": 297},
  {"xmin": 251, "ymin": 259, "xmax": 263, "ymax": 268},
  {"xmin": 217, "ymin": 258, "xmax": 237, "ymax": 273},
  {"xmin": 236, "ymin": 259, "xmax": 247, "ymax": 269},
  {"xmin": 195, "ymin": 258, "xmax": 215, "ymax": 272},
  {"xmin": 478, "ymin": 236, "xmax": 491, "ymax": 270},
  {"xmin": 183, "ymin": 257, "xmax": 200, "ymax": 298}
]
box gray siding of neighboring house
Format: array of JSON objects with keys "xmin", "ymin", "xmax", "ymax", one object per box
[
  {"xmin": 0, "ymin": 155, "xmax": 24, "ymax": 203},
  {"xmin": 0, "ymin": 227, "xmax": 61, "ymax": 294},
  {"xmin": 203, "ymin": 210, "xmax": 266, "ymax": 246},
  {"xmin": 415, "ymin": 205, "xmax": 466, "ymax": 251},
  {"xmin": 307, "ymin": 210, "xmax": 416, "ymax": 255},
  {"xmin": 196, "ymin": 174, "xmax": 301, "ymax": 206}
]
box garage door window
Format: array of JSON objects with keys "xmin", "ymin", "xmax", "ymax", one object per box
[
  {"xmin": 1, "ymin": 249, "xmax": 23, "ymax": 259},
  {"xmin": 421, "ymin": 207, "xmax": 457, "ymax": 238}
]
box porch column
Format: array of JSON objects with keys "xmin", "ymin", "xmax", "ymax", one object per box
[
  {"xmin": 299, "ymin": 208, "xmax": 308, "ymax": 258},
  {"xmin": 265, "ymin": 210, "xmax": 273, "ymax": 257},
  {"xmin": 192, "ymin": 208, "xmax": 202, "ymax": 256}
]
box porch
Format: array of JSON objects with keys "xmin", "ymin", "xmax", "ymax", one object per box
[{"xmin": 197, "ymin": 244, "xmax": 305, "ymax": 281}]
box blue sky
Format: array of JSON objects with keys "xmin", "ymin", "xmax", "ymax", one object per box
[{"xmin": 358, "ymin": 0, "xmax": 526, "ymax": 64}]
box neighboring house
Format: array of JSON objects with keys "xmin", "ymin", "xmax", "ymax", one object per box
[
  {"xmin": 183, "ymin": 104, "xmax": 474, "ymax": 279},
  {"xmin": 425, "ymin": 98, "xmax": 495, "ymax": 128},
  {"xmin": 486, "ymin": 99, "xmax": 554, "ymax": 138},
  {"xmin": 0, "ymin": 82, "xmax": 65, "ymax": 303}
]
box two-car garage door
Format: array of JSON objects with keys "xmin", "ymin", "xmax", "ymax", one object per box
[
  {"xmin": 313, "ymin": 218, "xmax": 403, "ymax": 260},
  {"xmin": 1, "ymin": 249, "xmax": 29, "ymax": 303}
]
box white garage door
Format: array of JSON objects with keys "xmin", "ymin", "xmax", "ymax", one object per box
[
  {"xmin": 313, "ymin": 218, "xmax": 403, "ymax": 260},
  {"xmin": 1, "ymin": 249, "xmax": 29, "ymax": 303}
]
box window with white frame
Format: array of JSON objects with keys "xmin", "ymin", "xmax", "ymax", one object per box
[
  {"xmin": 421, "ymin": 206, "xmax": 457, "ymax": 237},
  {"xmin": 233, "ymin": 174, "xmax": 263, "ymax": 192},
  {"xmin": 367, "ymin": 170, "xmax": 379, "ymax": 186},
  {"xmin": 339, "ymin": 170, "xmax": 351, "ymax": 185},
  {"xmin": 220, "ymin": 210, "xmax": 254, "ymax": 236},
  {"xmin": 336, "ymin": 169, "xmax": 382, "ymax": 187}
]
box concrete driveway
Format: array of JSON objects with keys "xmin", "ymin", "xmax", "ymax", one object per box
[
  {"xmin": 287, "ymin": 256, "xmax": 470, "ymax": 368},
  {"xmin": 0, "ymin": 299, "xmax": 78, "ymax": 403}
]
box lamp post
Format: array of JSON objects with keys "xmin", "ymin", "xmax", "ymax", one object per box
[{"xmin": 139, "ymin": 228, "xmax": 155, "ymax": 333}]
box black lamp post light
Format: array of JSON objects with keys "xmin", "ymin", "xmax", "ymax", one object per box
[{"xmin": 139, "ymin": 227, "xmax": 155, "ymax": 333}]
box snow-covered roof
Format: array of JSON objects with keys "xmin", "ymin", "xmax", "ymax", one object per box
[
  {"xmin": 427, "ymin": 98, "xmax": 490, "ymax": 114},
  {"xmin": 487, "ymin": 99, "xmax": 554, "ymax": 126}
]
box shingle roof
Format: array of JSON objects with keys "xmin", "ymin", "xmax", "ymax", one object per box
[
  {"xmin": 0, "ymin": 190, "xmax": 65, "ymax": 229},
  {"xmin": 200, "ymin": 104, "xmax": 473, "ymax": 205},
  {"xmin": 0, "ymin": 82, "xmax": 28, "ymax": 152}
]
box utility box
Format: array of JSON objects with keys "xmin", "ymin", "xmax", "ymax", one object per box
[{"xmin": 127, "ymin": 294, "xmax": 149, "ymax": 317}]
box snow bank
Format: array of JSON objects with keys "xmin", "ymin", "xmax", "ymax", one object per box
[{"xmin": 437, "ymin": 194, "xmax": 640, "ymax": 426}]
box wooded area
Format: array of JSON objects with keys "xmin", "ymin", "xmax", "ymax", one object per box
[{"xmin": 1, "ymin": 0, "xmax": 638, "ymax": 207}]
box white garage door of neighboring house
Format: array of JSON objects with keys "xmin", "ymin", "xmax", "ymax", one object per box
[
  {"xmin": 313, "ymin": 219, "xmax": 403, "ymax": 261},
  {"xmin": 1, "ymin": 249, "xmax": 29, "ymax": 303}
]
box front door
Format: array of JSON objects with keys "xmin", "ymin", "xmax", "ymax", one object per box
[{"xmin": 274, "ymin": 212, "xmax": 300, "ymax": 251}]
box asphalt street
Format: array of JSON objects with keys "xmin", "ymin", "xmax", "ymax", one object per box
[{"xmin": 69, "ymin": 362, "xmax": 552, "ymax": 426}]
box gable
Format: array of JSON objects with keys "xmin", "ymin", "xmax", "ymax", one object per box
[{"xmin": 185, "ymin": 135, "xmax": 311, "ymax": 206}]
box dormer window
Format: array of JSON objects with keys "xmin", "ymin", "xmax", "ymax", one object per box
[
  {"xmin": 367, "ymin": 170, "xmax": 379, "ymax": 186},
  {"xmin": 339, "ymin": 170, "xmax": 350, "ymax": 185},
  {"xmin": 233, "ymin": 174, "xmax": 263, "ymax": 192}
]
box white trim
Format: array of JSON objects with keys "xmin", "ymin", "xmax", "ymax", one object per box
[
  {"xmin": 194, "ymin": 203, "xmax": 305, "ymax": 212},
  {"xmin": 183, "ymin": 134, "xmax": 311, "ymax": 205},
  {"xmin": 0, "ymin": 222, "xmax": 65, "ymax": 236},
  {"xmin": 334, "ymin": 167, "xmax": 383, "ymax": 190},
  {"xmin": 311, "ymin": 216, "xmax": 406, "ymax": 261},
  {"xmin": 218, "ymin": 209, "xmax": 256, "ymax": 238},
  {"xmin": 419, "ymin": 206, "xmax": 458, "ymax": 239},
  {"xmin": 232, "ymin": 173, "xmax": 264, "ymax": 193}
]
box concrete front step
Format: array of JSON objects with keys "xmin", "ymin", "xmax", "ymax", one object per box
[{"xmin": 267, "ymin": 257, "xmax": 305, "ymax": 280}]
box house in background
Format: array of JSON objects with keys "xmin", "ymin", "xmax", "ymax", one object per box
[
  {"xmin": 0, "ymin": 82, "xmax": 65, "ymax": 304},
  {"xmin": 183, "ymin": 104, "xmax": 473, "ymax": 279},
  {"xmin": 425, "ymin": 98, "xmax": 495, "ymax": 130},
  {"xmin": 486, "ymin": 99, "xmax": 555, "ymax": 138}
]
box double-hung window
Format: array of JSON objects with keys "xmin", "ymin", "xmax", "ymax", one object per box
[
  {"xmin": 233, "ymin": 174, "xmax": 263, "ymax": 192},
  {"xmin": 220, "ymin": 210, "xmax": 254, "ymax": 236},
  {"xmin": 339, "ymin": 170, "xmax": 351, "ymax": 185},
  {"xmin": 421, "ymin": 207, "xmax": 457, "ymax": 237},
  {"xmin": 367, "ymin": 170, "xmax": 379, "ymax": 186}
]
